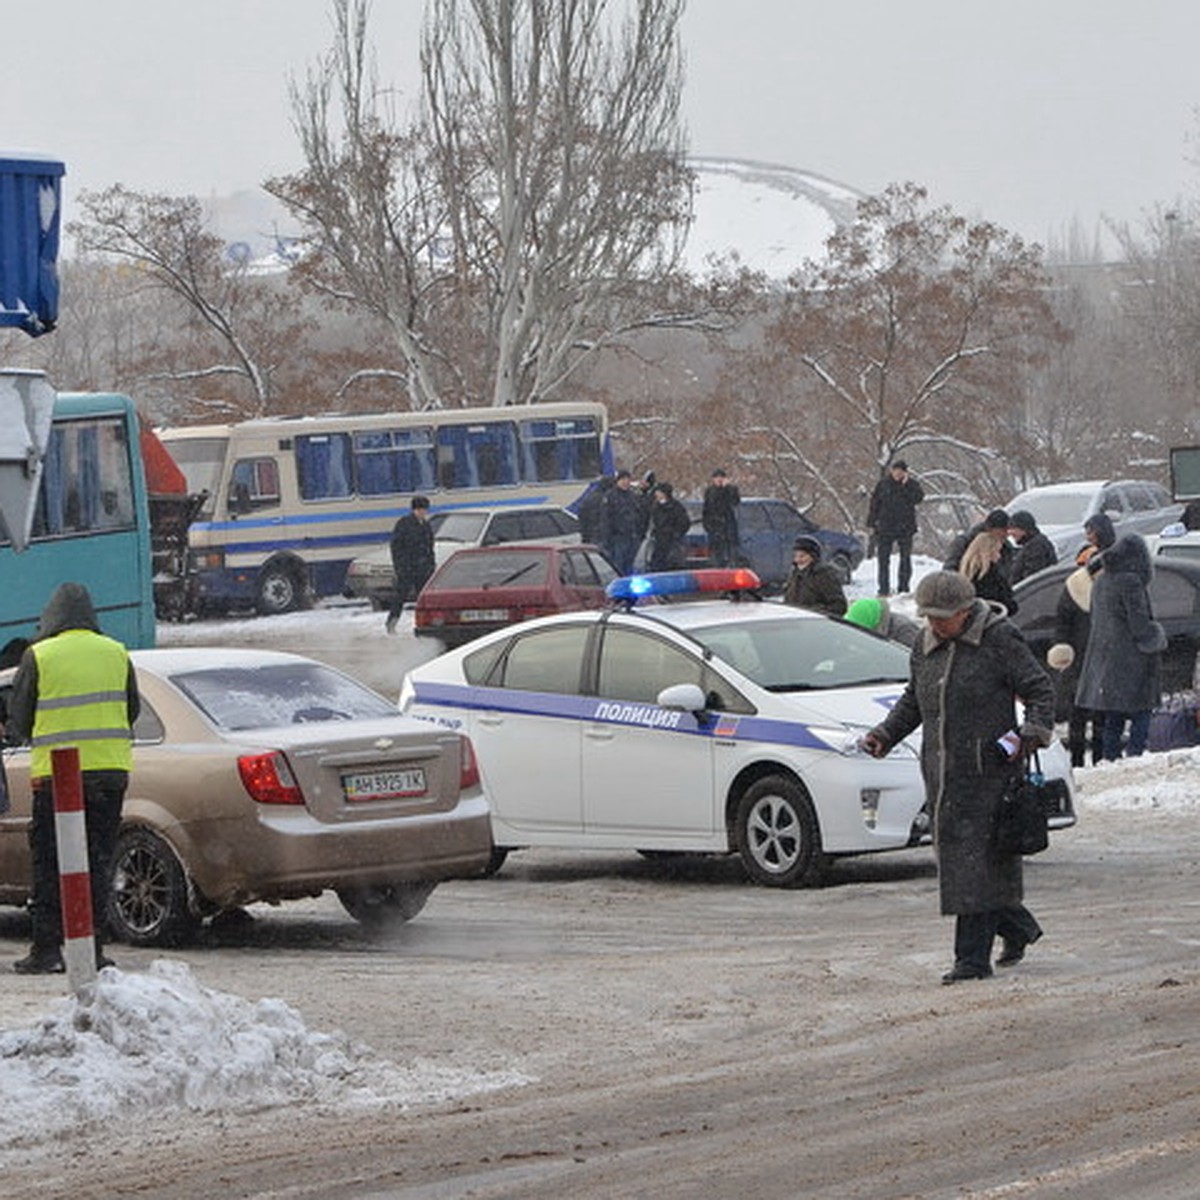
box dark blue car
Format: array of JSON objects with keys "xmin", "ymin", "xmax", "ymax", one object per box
[{"xmin": 682, "ymin": 498, "xmax": 863, "ymax": 589}]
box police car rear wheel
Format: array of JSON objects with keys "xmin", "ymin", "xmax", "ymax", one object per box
[{"xmin": 735, "ymin": 776, "xmax": 825, "ymax": 887}]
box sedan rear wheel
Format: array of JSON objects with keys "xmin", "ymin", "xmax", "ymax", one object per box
[
  {"xmin": 336, "ymin": 881, "xmax": 437, "ymax": 930},
  {"xmin": 735, "ymin": 775, "xmax": 825, "ymax": 887},
  {"xmin": 109, "ymin": 827, "xmax": 199, "ymax": 947}
]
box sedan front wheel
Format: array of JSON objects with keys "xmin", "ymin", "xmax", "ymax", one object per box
[{"xmin": 735, "ymin": 775, "xmax": 826, "ymax": 887}]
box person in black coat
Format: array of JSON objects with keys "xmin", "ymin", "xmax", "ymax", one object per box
[
  {"xmin": 943, "ymin": 508, "xmax": 1014, "ymax": 577},
  {"xmin": 604, "ymin": 470, "xmax": 645, "ymax": 574},
  {"xmin": 1074, "ymin": 533, "xmax": 1166, "ymax": 759},
  {"xmin": 577, "ymin": 476, "xmax": 613, "ymax": 548},
  {"xmin": 1008, "ymin": 510, "xmax": 1057, "ymax": 583},
  {"xmin": 701, "ymin": 468, "xmax": 742, "ymax": 567},
  {"xmin": 385, "ymin": 495, "xmax": 436, "ymax": 634},
  {"xmin": 957, "ymin": 531, "xmax": 1017, "ymax": 615},
  {"xmin": 647, "ymin": 482, "xmax": 691, "ymax": 571},
  {"xmin": 1045, "ymin": 550, "xmax": 1103, "ymax": 767},
  {"xmin": 783, "ymin": 535, "xmax": 847, "ymax": 617},
  {"xmin": 866, "ymin": 459, "xmax": 924, "ymax": 595}
]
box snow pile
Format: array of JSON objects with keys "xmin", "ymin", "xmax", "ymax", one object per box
[
  {"xmin": 0, "ymin": 959, "xmax": 530, "ymax": 1152},
  {"xmin": 1073, "ymin": 746, "xmax": 1200, "ymax": 811}
]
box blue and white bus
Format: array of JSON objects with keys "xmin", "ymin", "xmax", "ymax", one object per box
[
  {"xmin": 159, "ymin": 401, "xmax": 613, "ymax": 615},
  {"xmin": 0, "ymin": 390, "xmax": 156, "ymax": 650}
]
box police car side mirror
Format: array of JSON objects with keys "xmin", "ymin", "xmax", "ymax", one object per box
[{"xmin": 657, "ymin": 683, "xmax": 707, "ymax": 715}]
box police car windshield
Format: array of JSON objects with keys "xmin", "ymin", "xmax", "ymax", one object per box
[{"xmin": 691, "ymin": 617, "xmax": 911, "ymax": 692}]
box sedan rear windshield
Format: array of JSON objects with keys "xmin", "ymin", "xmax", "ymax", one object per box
[
  {"xmin": 691, "ymin": 617, "xmax": 911, "ymax": 692},
  {"xmin": 435, "ymin": 550, "xmax": 550, "ymax": 589},
  {"xmin": 170, "ymin": 663, "xmax": 396, "ymax": 730},
  {"xmin": 1007, "ymin": 490, "xmax": 1096, "ymax": 526}
]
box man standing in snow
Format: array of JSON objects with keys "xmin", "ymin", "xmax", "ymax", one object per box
[
  {"xmin": 386, "ymin": 495, "xmax": 436, "ymax": 635},
  {"xmin": 702, "ymin": 468, "xmax": 742, "ymax": 568},
  {"xmin": 866, "ymin": 460, "xmax": 923, "ymax": 595}
]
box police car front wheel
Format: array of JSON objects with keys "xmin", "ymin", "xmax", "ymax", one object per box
[{"xmin": 735, "ymin": 775, "xmax": 826, "ymax": 887}]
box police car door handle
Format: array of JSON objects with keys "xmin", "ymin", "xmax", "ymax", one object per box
[
  {"xmin": 584, "ymin": 725, "xmax": 615, "ymax": 742},
  {"xmin": 478, "ymin": 713, "xmax": 504, "ymax": 727}
]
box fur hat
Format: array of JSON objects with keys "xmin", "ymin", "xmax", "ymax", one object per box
[
  {"xmin": 915, "ymin": 571, "xmax": 976, "ymax": 618},
  {"xmin": 792, "ymin": 534, "xmax": 822, "ymax": 560},
  {"xmin": 1046, "ymin": 642, "xmax": 1076, "ymax": 671}
]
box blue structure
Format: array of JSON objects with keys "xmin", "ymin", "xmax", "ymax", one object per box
[{"xmin": 0, "ymin": 153, "xmax": 65, "ymax": 336}]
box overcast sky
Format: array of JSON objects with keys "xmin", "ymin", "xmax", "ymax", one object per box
[{"xmin": 4, "ymin": 0, "xmax": 1198, "ymax": 249}]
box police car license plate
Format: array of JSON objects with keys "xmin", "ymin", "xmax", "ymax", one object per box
[
  {"xmin": 342, "ymin": 768, "xmax": 426, "ymax": 802},
  {"xmin": 460, "ymin": 608, "xmax": 508, "ymax": 623}
]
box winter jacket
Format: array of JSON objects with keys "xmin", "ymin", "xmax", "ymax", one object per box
[
  {"xmin": 702, "ymin": 482, "xmax": 741, "ymax": 544},
  {"xmin": 867, "ymin": 473, "xmax": 924, "ymax": 537},
  {"xmin": 389, "ymin": 513, "xmax": 436, "ymax": 600},
  {"xmin": 647, "ymin": 495, "xmax": 691, "ymax": 571},
  {"xmin": 783, "ymin": 563, "xmax": 847, "ymax": 617},
  {"xmin": 1011, "ymin": 529, "xmax": 1058, "ymax": 584},
  {"xmin": 943, "ymin": 524, "xmax": 1015, "ymax": 578},
  {"xmin": 605, "ymin": 486, "xmax": 646, "ymax": 541},
  {"xmin": 8, "ymin": 582, "xmax": 140, "ymax": 780},
  {"xmin": 577, "ymin": 479, "xmax": 613, "ymax": 547},
  {"xmin": 1075, "ymin": 534, "xmax": 1166, "ymax": 714},
  {"xmin": 870, "ymin": 599, "xmax": 1055, "ymax": 916}
]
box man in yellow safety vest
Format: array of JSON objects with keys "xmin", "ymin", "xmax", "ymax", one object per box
[{"xmin": 8, "ymin": 582, "xmax": 140, "ymax": 974}]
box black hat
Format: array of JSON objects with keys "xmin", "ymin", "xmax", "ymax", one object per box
[
  {"xmin": 654, "ymin": 481, "xmax": 674, "ymax": 498},
  {"xmin": 616, "ymin": 469, "xmax": 632, "ymax": 481},
  {"xmin": 983, "ymin": 508, "xmax": 1010, "ymax": 530},
  {"xmin": 712, "ymin": 468, "xmax": 728, "ymax": 479},
  {"xmin": 793, "ymin": 534, "xmax": 822, "ymax": 559},
  {"xmin": 411, "ymin": 494, "xmax": 430, "ymax": 510},
  {"xmin": 891, "ymin": 459, "xmax": 908, "ymax": 472},
  {"xmin": 1009, "ymin": 510, "xmax": 1036, "ymax": 533}
]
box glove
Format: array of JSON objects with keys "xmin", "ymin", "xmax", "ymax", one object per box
[{"xmin": 1019, "ymin": 734, "xmax": 1044, "ymax": 760}]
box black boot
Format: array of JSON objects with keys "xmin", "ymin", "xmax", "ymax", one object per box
[{"xmin": 14, "ymin": 947, "xmax": 65, "ymax": 975}]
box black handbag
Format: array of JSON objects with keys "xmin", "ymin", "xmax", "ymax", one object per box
[{"xmin": 996, "ymin": 753, "xmax": 1060, "ymax": 856}]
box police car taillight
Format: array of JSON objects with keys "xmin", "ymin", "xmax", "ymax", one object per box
[{"xmin": 605, "ymin": 567, "xmax": 762, "ymax": 603}]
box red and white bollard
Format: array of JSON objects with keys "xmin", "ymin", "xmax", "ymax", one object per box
[{"xmin": 51, "ymin": 746, "xmax": 98, "ymax": 991}]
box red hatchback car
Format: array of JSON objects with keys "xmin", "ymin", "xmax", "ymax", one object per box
[{"xmin": 414, "ymin": 543, "xmax": 618, "ymax": 646}]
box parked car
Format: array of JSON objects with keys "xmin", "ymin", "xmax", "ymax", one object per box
[
  {"xmin": 680, "ymin": 497, "xmax": 864, "ymax": 588},
  {"xmin": 402, "ymin": 569, "xmax": 1075, "ymax": 886},
  {"xmin": 1011, "ymin": 556, "xmax": 1200, "ymax": 698},
  {"xmin": 1147, "ymin": 525, "xmax": 1200, "ymax": 564},
  {"xmin": 344, "ymin": 505, "xmax": 581, "ymax": 609},
  {"xmin": 414, "ymin": 542, "xmax": 617, "ymax": 647},
  {"xmin": 0, "ymin": 649, "xmax": 492, "ymax": 946},
  {"xmin": 1004, "ymin": 479, "xmax": 1182, "ymax": 563}
]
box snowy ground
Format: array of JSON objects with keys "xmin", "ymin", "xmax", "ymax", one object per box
[{"xmin": 1, "ymin": 551, "xmax": 1196, "ymax": 1181}]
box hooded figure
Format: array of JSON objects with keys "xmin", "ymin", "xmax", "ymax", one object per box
[
  {"xmin": 1074, "ymin": 533, "xmax": 1165, "ymax": 759},
  {"xmin": 8, "ymin": 583, "xmax": 140, "ymax": 975},
  {"xmin": 1046, "ymin": 558, "xmax": 1103, "ymax": 767}
]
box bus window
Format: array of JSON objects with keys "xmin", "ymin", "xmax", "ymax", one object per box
[
  {"xmin": 28, "ymin": 417, "xmax": 136, "ymax": 539},
  {"xmin": 229, "ymin": 457, "xmax": 281, "ymax": 514},
  {"xmin": 353, "ymin": 428, "xmax": 437, "ymax": 495},
  {"xmin": 437, "ymin": 422, "xmax": 519, "ymax": 489},
  {"xmin": 296, "ymin": 433, "xmax": 353, "ymax": 500},
  {"xmin": 520, "ymin": 416, "xmax": 602, "ymax": 482}
]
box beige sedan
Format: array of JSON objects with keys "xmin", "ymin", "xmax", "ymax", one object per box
[{"xmin": 0, "ymin": 648, "xmax": 492, "ymax": 945}]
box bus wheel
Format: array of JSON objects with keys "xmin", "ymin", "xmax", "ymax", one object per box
[{"xmin": 257, "ymin": 564, "xmax": 300, "ymax": 615}]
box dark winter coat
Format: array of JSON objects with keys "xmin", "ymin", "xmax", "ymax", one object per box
[
  {"xmin": 1010, "ymin": 529, "xmax": 1058, "ymax": 584},
  {"xmin": 702, "ymin": 482, "xmax": 741, "ymax": 543},
  {"xmin": 605, "ymin": 485, "xmax": 646, "ymax": 541},
  {"xmin": 1051, "ymin": 566, "xmax": 1093, "ymax": 718},
  {"xmin": 1075, "ymin": 534, "xmax": 1166, "ymax": 714},
  {"xmin": 870, "ymin": 600, "xmax": 1055, "ymax": 916},
  {"xmin": 389, "ymin": 513, "xmax": 436, "ymax": 601},
  {"xmin": 647, "ymin": 495, "xmax": 691, "ymax": 571},
  {"xmin": 577, "ymin": 479, "xmax": 613, "ymax": 547},
  {"xmin": 867, "ymin": 473, "xmax": 924, "ymax": 537},
  {"xmin": 783, "ymin": 562, "xmax": 847, "ymax": 617}
]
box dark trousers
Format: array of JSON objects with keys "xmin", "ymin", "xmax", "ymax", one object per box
[
  {"xmin": 609, "ymin": 534, "xmax": 641, "ymax": 576},
  {"xmin": 708, "ymin": 532, "xmax": 738, "ymax": 568},
  {"xmin": 875, "ymin": 533, "xmax": 914, "ymax": 595},
  {"xmin": 954, "ymin": 905, "xmax": 1042, "ymax": 972},
  {"xmin": 28, "ymin": 773, "xmax": 127, "ymax": 953},
  {"xmin": 1101, "ymin": 710, "xmax": 1152, "ymax": 760},
  {"xmin": 1068, "ymin": 705, "xmax": 1104, "ymax": 768}
]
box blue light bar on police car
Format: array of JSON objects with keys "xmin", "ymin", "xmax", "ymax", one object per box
[{"xmin": 606, "ymin": 567, "xmax": 762, "ymax": 602}]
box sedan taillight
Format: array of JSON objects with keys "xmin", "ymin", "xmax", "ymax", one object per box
[
  {"xmin": 459, "ymin": 736, "xmax": 481, "ymax": 791},
  {"xmin": 238, "ymin": 751, "xmax": 304, "ymax": 805}
]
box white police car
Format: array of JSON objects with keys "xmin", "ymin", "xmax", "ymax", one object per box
[{"xmin": 400, "ymin": 569, "xmax": 1073, "ymax": 887}]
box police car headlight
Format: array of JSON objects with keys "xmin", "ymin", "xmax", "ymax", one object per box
[{"xmin": 812, "ymin": 723, "xmax": 920, "ymax": 760}]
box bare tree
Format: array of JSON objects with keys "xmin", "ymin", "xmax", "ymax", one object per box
[
  {"xmin": 728, "ymin": 183, "xmax": 1064, "ymax": 524},
  {"xmin": 68, "ymin": 186, "xmax": 313, "ymax": 419},
  {"xmin": 270, "ymin": 0, "xmax": 693, "ymax": 410}
]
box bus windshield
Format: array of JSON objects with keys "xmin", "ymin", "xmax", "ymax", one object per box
[{"xmin": 166, "ymin": 437, "xmax": 228, "ymax": 518}]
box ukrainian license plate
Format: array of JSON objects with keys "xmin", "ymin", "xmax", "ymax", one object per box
[
  {"xmin": 342, "ymin": 768, "xmax": 427, "ymax": 802},
  {"xmin": 460, "ymin": 608, "xmax": 508, "ymax": 623}
]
